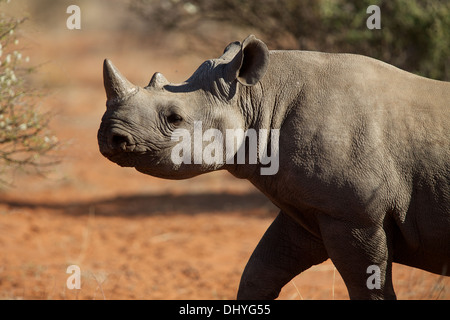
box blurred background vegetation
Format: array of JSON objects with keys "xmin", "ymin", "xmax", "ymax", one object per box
[{"xmin": 130, "ymin": 0, "xmax": 450, "ymax": 81}]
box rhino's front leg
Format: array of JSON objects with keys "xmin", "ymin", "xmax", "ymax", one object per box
[
  {"xmin": 237, "ymin": 212, "xmax": 328, "ymax": 299},
  {"xmin": 318, "ymin": 214, "xmax": 397, "ymax": 300}
]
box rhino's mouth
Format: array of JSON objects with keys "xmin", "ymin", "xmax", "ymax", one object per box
[
  {"xmin": 100, "ymin": 141, "xmax": 152, "ymax": 165},
  {"xmin": 107, "ymin": 152, "xmax": 138, "ymax": 167}
]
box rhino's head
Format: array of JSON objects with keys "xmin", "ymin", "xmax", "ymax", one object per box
[{"xmin": 98, "ymin": 35, "xmax": 269, "ymax": 179}]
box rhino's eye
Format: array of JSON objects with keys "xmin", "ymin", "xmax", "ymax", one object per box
[{"xmin": 167, "ymin": 113, "xmax": 183, "ymax": 126}]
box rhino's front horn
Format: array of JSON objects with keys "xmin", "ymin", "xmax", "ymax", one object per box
[{"xmin": 103, "ymin": 59, "xmax": 137, "ymax": 101}]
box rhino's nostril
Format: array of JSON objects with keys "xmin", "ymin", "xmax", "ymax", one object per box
[{"xmin": 110, "ymin": 133, "xmax": 131, "ymax": 151}]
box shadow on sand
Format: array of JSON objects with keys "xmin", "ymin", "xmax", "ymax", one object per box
[{"xmin": 0, "ymin": 191, "xmax": 278, "ymax": 218}]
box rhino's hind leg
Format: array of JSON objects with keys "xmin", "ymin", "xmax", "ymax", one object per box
[{"xmin": 237, "ymin": 212, "xmax": 328, "ymax": 300}]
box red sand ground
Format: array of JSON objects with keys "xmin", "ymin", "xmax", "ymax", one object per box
[{"xmin": 0, "ymin": 17, "xmax": 448, "ymax": 300}]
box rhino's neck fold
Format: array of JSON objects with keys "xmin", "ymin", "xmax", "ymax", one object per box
[
  {"xmin": 239, "ymin": 75, "xmax": 299, "ymax": 133},
  {"xmin": 227, "ymin": 81, "xmax": 293, "ymax": 180}
]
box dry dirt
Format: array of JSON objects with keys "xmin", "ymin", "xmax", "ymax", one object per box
[{"xmin": 0, "ymin": 5, "xmax": 448, "ymax": 300}]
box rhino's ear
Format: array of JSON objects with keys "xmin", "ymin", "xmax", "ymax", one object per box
[
  {"xmin": 221, "ymin": 41, "xmax": 242, "ymax": 60},
  {"xmin": 223, "ymin": 35, "xmax": 269, "ymax": 86}
]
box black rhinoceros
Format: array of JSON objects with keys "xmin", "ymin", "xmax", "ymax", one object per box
[{"xmin": 98, "ymin": 35, "xmax": 450, "ymax": 300}]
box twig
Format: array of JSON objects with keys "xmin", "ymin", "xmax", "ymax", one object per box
[
  {"xmin": 92, "ymin": 273, "xmax": 107, "ymax": 301},
  {"xmin": 291, "ymin": 280, "xmax": 303, "ymax": 300}
]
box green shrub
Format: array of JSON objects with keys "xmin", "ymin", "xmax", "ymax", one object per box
[{"xmin": 0, "ymin": 0, "xmax": 58, "ymax": 185}]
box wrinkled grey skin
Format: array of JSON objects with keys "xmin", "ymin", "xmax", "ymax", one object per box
[{"xmin": 98, "ymin": 35, "xmax": 450, "ymax": 300}]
